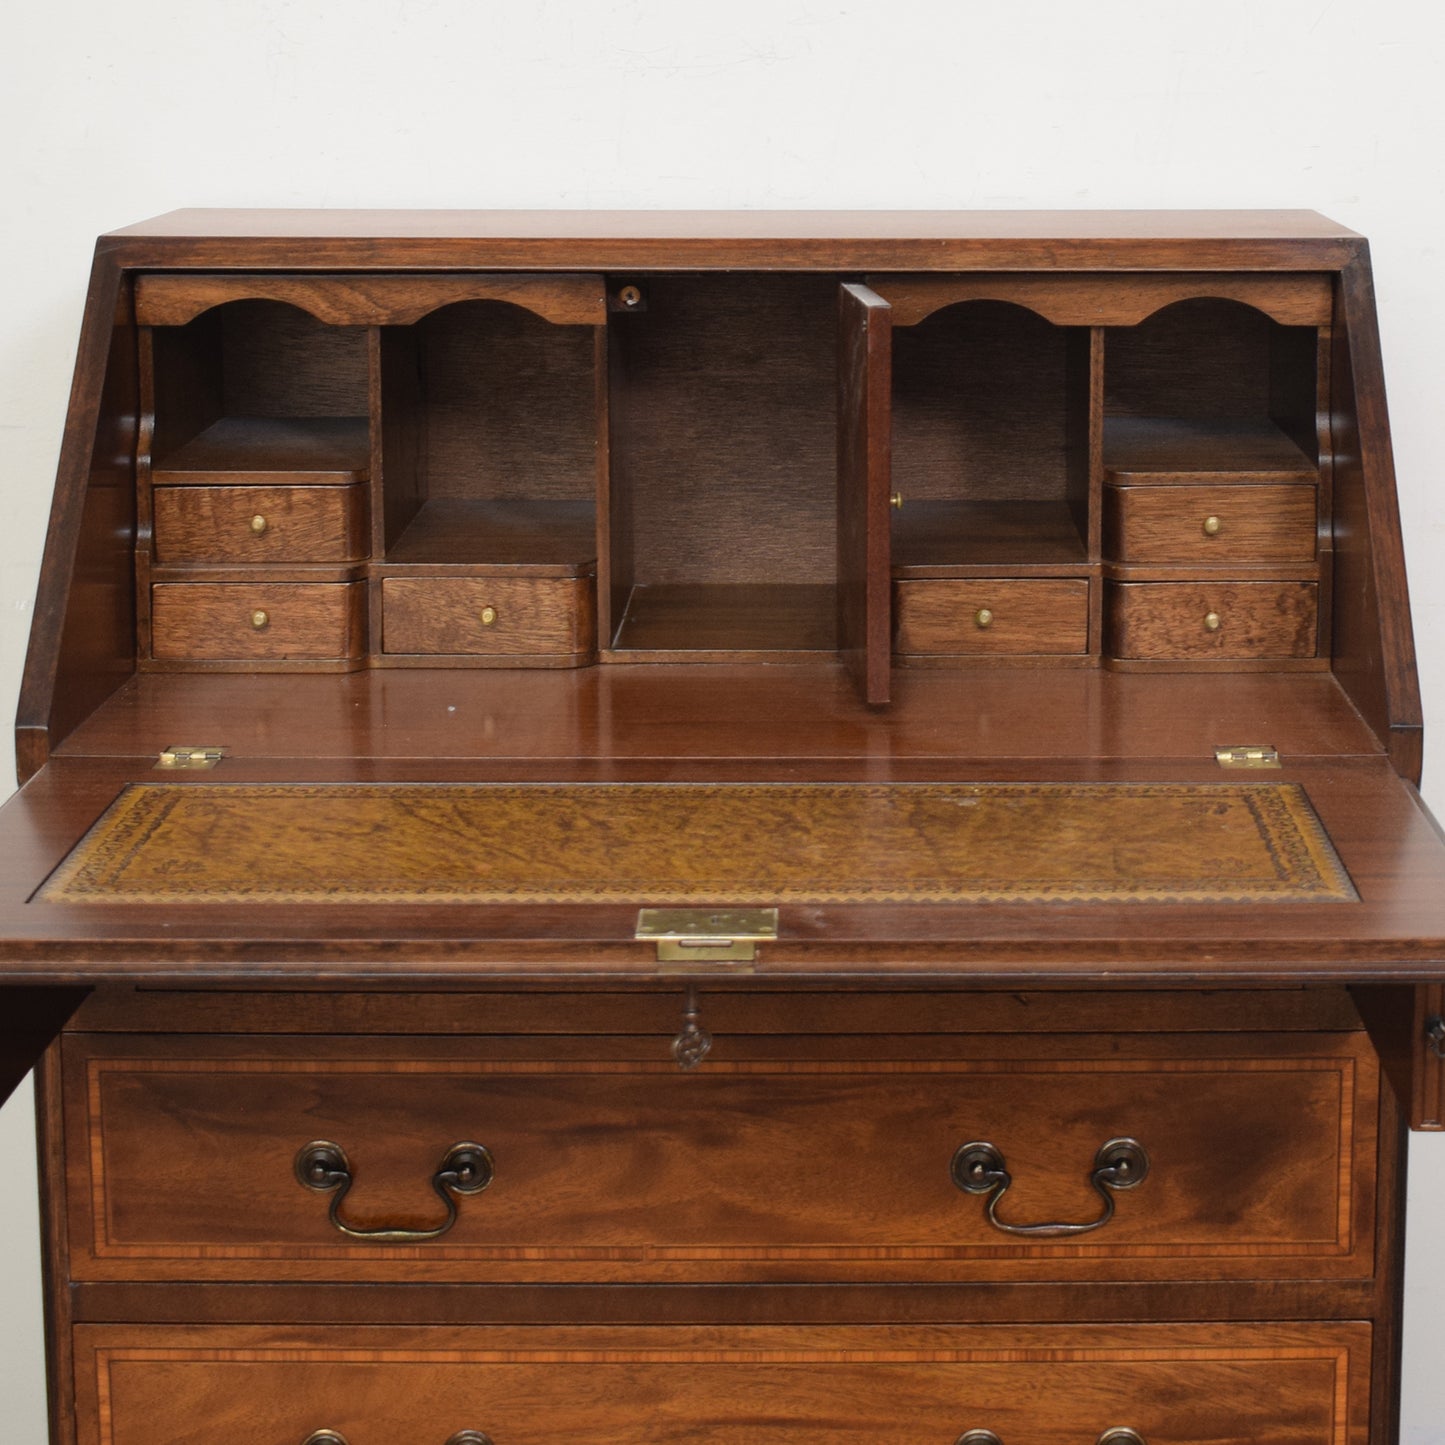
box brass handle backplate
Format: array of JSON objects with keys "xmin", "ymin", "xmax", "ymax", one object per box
[
  {"xmin": 1427, "ymin": 1016, "xmax": 1445, "ymax": 1059},
  {"xmin": 951, "ymin": 1137, "xmax": 1149, "ymax": 1237},
  {"xmin": 302, "ymin": 1433, "xmax": 491, "ymax": 1445},
  {"xmin": 295, "ymin": 1140, "xmax": 494, "ymax": 1242}
]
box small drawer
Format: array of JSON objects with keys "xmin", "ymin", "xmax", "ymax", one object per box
[
  {"xmin": 75, "ymin": 1321, "xmax": 1371, "ymax": 1445},
  {"xmin": 150, "ymin": 582, "xmax": 365, "ymax": 661},
  {"xmin": 894, "ymin": 579, "xmax": 1089, "ymax": 655},
  {"xmin": 1107, "ymin": 483, "xmax": 1317, "ymax": 564},
  {"xmin": 152, "ymin": 484, "xmax": 368, "ymax": 565},
  {"xmin": 382, "ymin": 576, "xmax": 595, "ymax": 657},
  {"xmin": 63, "ymin": 1030, "xmax": 1376, "ymax": 1285},
  {"xmin": 1107, "ymin": 580, "xmax": 1318, "ymax": 660}
]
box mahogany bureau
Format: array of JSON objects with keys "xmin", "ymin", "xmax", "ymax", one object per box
[{"xmin": 2, "ymin": 210, "xmax": 1443, "ymax": 1444}]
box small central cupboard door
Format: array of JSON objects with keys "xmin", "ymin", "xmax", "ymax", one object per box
[{"xmin": 837, "ymin": 283, "xmax": 893, "ymax": 705}]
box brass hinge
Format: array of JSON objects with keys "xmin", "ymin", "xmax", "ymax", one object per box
[
  {"xmin": 636, "ymin": 907, "xmax": 778, "ymax": 965},
  {"xmin": 1214, "ymin": 745, "xmax": 1280, "ymax": 770},
  {"xmin": 155, "ymin": 744, "xmax": 227, "ymax": 771}
]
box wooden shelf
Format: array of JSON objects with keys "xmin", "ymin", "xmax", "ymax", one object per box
[
  {"xmin": 610, "ymin": 583, "xmax": 838, "ymax": 656},
  {"xmin": 892, "ymin": 500, "xmax": 1088, "ymax": 574},
  {"xmin": 152, "ymin": 416, "xmax": 370, "ymax": 481},
  {"xmin": 1103, "ymin": 417, "xmax": 1317, "ymax": 478},
  {"xmin": 385, "ymin": 499, "xmax": 596, "ymax": 572}
]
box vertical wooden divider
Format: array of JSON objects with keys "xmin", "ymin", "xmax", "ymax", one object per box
[
  {"xmin": 594, "ymin": 324, "xmax": 616, "ymax": 653},
  {"xmin": 837, "ymin": 283, "xmax": 892, "ymax": 706},
  {"xmin": 1087, "ymin": 327, "xmax": 1107, "ymax": 656}
]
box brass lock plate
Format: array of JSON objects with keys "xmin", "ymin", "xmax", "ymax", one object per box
[{"xmin": 636, "ymin": 907, "xmax": 778, "ymax": 964}]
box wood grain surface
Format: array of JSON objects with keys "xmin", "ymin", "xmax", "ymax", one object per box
[
  {"xmin": 1107, "ymin": 580, "xmax": 1319, "ymax": 660},
  {"xmin": 136, "ymin": 272, "xmax": 607, "ymax": 328}
]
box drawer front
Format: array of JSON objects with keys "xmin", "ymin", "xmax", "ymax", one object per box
[
  {"xmin": 150, "ymin": 582, "xmax": 365, "ymax": 661},
  {"xmin": 1107, "ymin": 483, "xmax": 1317, "ymax": 564},
  {"xmin": 1107, "ymin": 580, "xmax": 1318, "ymax": 660},
  {"xmin": 152, "ymin": 484, "xmax": 368, "ymax": 564},
  {"xmin": 64, "ymin": 1031, "xmax": 1376, "ymax": 1284},
  {"xmin": 894, "ymin": 579, "xmax": 1089, "ymax": 655},
  {"xmin": 382, "ymin": 577, "xmax": 595, "ymax": 656},
  {"xmin": 75, "ymin": 1322, "xmax": 1371, "ymax": 1445}
]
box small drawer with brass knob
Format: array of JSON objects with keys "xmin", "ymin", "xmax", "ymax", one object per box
[
  {"xmin": 894, "ymin": 579, "xmax": 1089, "ymax": 657},
  {"xmin": 1106, "ymin": 580, "xmax": 1318, "ymax": 660},
  {"xmin": 152, "ymin": 484, "xmax": 368, "ymax": 565},
  {"xmin": 1105, "ymin": 482, "xmax": 1316, "ymax": 564},
  {"xmin": 150, "ymin": 582, "xmax": 366, "ymax": 663},
  {"xmin": 382, "ymin": 576, "xmax": 596, "ymax": 660}
]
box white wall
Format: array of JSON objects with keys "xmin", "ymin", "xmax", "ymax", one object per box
[{"xmin": 2, "ymin": 0, "xmax": 1445, "ymax": 1437}]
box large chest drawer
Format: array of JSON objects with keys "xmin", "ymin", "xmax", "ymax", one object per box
[
  {"xmin": 62, "ymin": 1028, "xmax": 1377, "ymax": 1284},
  {"xmin": 74, "ymin": 1322, "xmax": 1370, "ymax": 1445}
]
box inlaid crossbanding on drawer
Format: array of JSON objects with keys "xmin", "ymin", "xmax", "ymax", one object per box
[
  {"xmin": 73, "ymin": 1322, "xmax": 1371, "ymax": 1445},
  {"xmin": 63, "ymin": 1031, "xmax": 1377, "ymax": 1284}
]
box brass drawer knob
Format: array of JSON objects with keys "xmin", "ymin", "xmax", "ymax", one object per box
[
  {"xmin": 1097, "ymin": 1433, "xmax": 1147, "ymax": 1445},
  {"xmin": 302, "ymin": 1434, "xmax": 349, "ymax": 1445},
  {"xmin": 480, "ymin": 606, "xmax": 498, "ymax": 626},
  {"xmin": 1203, "ymin": 611, "xmax": 1222, "ymax": 632},
  {"xmin": 250, "ymin": 514, "xmax": 269, "ymax": 535},
  {"xmin": 952, "ymin": 1137, "xmax": 1148, "ymax": 1237},
  {"xmin": 250, "ymin": 609, "xmax": 270, "ymax": 630},
  {"xmin": 446, "ymin": 1435, "xmax": 495, "ymax": 1445},
  {"xmin": 295, "ymin": 1139, "xmax": 494, "ymax": 1242},
  {"xmin": 890, "ymin": 491, "xmax": 904, "ymax": 510},
  {"xmin": 1202, "ymin": 514, "xmax": 1222, "ymax": 536},
  {"xmin": 956, "ymin": 1433, "xmax": 1003, "ymax": 1445},
  {"xmin": 974, "ymin": 608, "xmax": 994, "ymax": 629}
]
